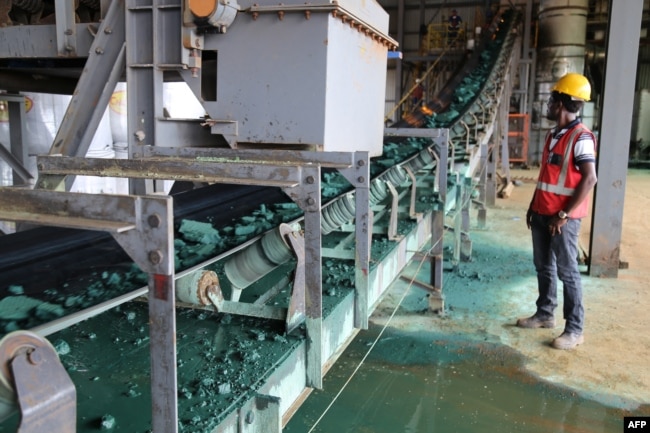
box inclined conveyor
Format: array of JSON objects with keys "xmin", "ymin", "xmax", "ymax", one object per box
[{"xmin": 0, "ymin": 2, "xmax": 520, "ymax": 431}]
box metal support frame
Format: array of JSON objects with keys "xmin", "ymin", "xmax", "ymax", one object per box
[
  {"xmin": 204, "ymin": 225, "xmax": 306, "ymax": 334},
  {"xmin": 393, "ymin": 0, "xmax": 405, "ymax": 122},
  {"xmin": 37, "ymin": 147, "xmax": 375, "ymax": 394},
  {"xmin": 139, "ymin": 145, "xmax": 374, "ymax": 331},
  {"xmin": 0, "ymin": 188, "xmax": 175, "ymax": 432},
  {"xmin": 3, "ymin": 146, "xmax": 337, "ymax": 430},
  {"xmin": 36, "ymin": 0, "xmax": 126, "ymax": 192},
  {"xmin": 0, "ymin": 144, "xmax": 31, "ymax": 185},
  {"xmin": 55, "ymin": 0, "xmax": 77, "ymax": 56},
  {"xmin": 486, "ymin": 141, "xmax": 497, "ymax": 206},
  {"xmin": 447, "ymin": 96, "xmax": 507, "ymax": 267},
  {"xmin": 429, "ymin": 130, "xmax": 449, "ymax": 314},
  {"xmin": 143, "ymin": 146, "xmax": 372, "ymax": 333},
  {"xmin": 588, "ymin": 0, "xmax": 643, "ymax": 277},
  {"xmin": 37, "ymin": 156, "xmax": 304, "ymax": 188},
  {"xmin": 451, "ymin": 171, "xmax": 462, "ymax": 269},
  {"xmin": 460, "ymin": 175, "xmax": 473, "ymax": 261},
  {"xmin": 383, "ymin": 128, "xmax": 449, "ymax": 306},
  {"xmin": 0, "ymin": 4, "xmax": 524, "ymax": 433},
  {"xmin": 385, "ymin": 181, "xmax": 404, "ymax": 241},
  {"xmin": 515, "ymin": 0, "xmax": 533, "ymax": 115},
  {"xmin": 125, "ymin": 0, "xmax": 184, "ymax": 194},
  {"xmin": 0, "ymin": 331, "xmax": 76, "ymax": 432},
  {"xmin": 335, "ymin": 152, "xmax": 372, "ymax": 330},
  {"xmin": 498, "ymin": 68, "xmax": 512, "ymax": 183},
  {"xmin": 0, "ymin": 94, "xmax": 31, "ymax": 186},
  {"xmin": 285, "ymin": 164, "xmax": 323, "ymax": 390},
  {"xmin": 477, "ymin": 141, "xmax": 489, "ymax": 228},
  {"xmin": 382, "ymin": 129, "xmax": 450, "ymax": 245},
  {"xmin": 403, "ymin": 165, "xmax": 423, "ymax": 221}
]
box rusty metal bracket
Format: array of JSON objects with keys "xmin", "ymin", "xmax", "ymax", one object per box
[{"xmin": 0, "ymin": 331, "xmax": 76, "ymax": 433}]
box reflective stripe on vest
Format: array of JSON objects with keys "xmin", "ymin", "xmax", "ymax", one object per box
[{"xmin": 536, "ymin": 127, "xmax": 585, "ymax": 196}]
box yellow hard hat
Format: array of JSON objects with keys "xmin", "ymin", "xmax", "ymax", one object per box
[{"xmin": 552, "ymin": 73, "xmax": 591, "ymax": 101}]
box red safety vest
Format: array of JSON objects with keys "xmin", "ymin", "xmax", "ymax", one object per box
[{"xmin": 531, "ymin": 125, "xmax": 595, "ymax": 219}]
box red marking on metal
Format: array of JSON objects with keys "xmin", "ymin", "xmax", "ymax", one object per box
[{"xmin": 154, "ymin": 274, "xmax": 169, "ymax": 300}]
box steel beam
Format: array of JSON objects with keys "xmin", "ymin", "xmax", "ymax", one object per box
[
  {"xmin": 36, "ymin": 0, "xmax": 126, "ymax": 192},
  {"xmin": 282, "ymin": 166, "xmax": 323, "ymax": 390},
  {"xmin": 589, "ymin": 0, "xmax": 643, "ymax": 277},
  {"xmin": 36, "ymin": 156, "xmax": 304, "ymax": 188},
  {"xmin": 429, "ymin": 132, "xmax": 448, "ymax": 313},
  {"xmin": 0, "ymin": 188, "xmax": 178, "ymax": 432},
  {"xmin": 2, "ymin": 94, "xmax": 30, "ymax": 185},
  {"xmin": 336, "ymin": 152, "xmax": 371, "ymax": 330},
  {"xmin": 0, "ymin": 24, "xmax": 95, "ymax": 58},
  {"xmin": 141, "ymin": 146, "xmax": 357, "ymax": 169},
  {"xmin": 55, "ymin": 0, "xmax": 77, "ymax": 56}
]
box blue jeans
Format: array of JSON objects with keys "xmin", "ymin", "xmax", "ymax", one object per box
[{"xmin": 530, "ymin": 212, "xmax": 584, "ymax": 334}]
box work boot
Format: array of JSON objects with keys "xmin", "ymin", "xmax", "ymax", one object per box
[
  {"xmin": 552, "ymin": 332, "xmax": 584, "ymax": 350},
  {"xmin": 516, "ymin": 315, "xmax": 555, "ymax": 329}
]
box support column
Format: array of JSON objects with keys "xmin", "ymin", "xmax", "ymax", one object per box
[
  {"xmin": 429, "ymin": 134, "xmax": 448, "ymax": 314},
  {"xmin": 460, "ymin": 176, "xmax": 473, "ymax": 261},
  {"xmin": 486, "ymin": 142, "xmax": 497, "ymax": 206},
  {"xmin": 5, "ymin": 95, "xmax": 29, "ymax": 186},
  {"xmin": 298, "ymin": 166, "xmax": 323, "ymax": 389},
  {"xmin": 477, "ymin": 142, "xmax": 488, "ymax": 228},
  {"xmin": 589, "ymin": 0, "xmax": 643, "ymax": 277}
]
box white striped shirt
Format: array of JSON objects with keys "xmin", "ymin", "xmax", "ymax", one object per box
[{"xmin": 548, "ymin": 120, "xmax": 596, "ymax": 167}]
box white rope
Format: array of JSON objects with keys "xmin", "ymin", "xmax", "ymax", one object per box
[{"xmin": 306, "ymin": 236, "xmax": 444, "ymax": 433}]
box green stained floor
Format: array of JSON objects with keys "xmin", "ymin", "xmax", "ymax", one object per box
[
  {"xmin": 284, "ymin": 222, "xmax": 650, "ymax": 433},
  {"xmin": 284, "ymin": 326, "xmax": 628, "ymax": 433}
]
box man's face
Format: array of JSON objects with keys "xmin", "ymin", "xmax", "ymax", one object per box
[{"xmin": 546, "ymin": 95, "xmax": 561, "ymax": 121}]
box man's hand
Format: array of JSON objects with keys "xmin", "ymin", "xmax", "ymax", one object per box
[
  {"xmin": 548, "ymin": 216, "xmax": 568, "ymax": 236},
  {"xmin": 526, "ymin": 208, "xmax": 533, "ymax": 229}
]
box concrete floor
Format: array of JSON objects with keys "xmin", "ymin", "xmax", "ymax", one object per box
[
  {"xmin": 285, "ymin": 168, "xmax": 650, "ymax": 432},
  {"xmin": 381, "ymin": 168, "xmax": 650, "ymax": 409}
]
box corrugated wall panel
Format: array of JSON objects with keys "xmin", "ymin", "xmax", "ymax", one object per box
[
  {"xmin": 637, "ymin": 45, "xmax": 650, "ymax": 90},
  {"xmin": 385, "ymin": 68, "xmax": 398, "ymax": 123},
  {"xmin": 385, "ymin": 69, "xmax": 397, "ymax": 104}
]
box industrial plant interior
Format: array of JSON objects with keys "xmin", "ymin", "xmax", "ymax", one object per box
[{"xmin": 0, "ymin": 0, "xmax": 648, "ymax": 432}]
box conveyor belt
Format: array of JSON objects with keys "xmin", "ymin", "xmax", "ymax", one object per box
[
  {"xmin": 0, "ymin": 183, "xmax": 291, "ymax": 331},
  {"xmin": 0, "ymin": 7, "xmax": 520, "ymax": 431},
  {"xmin": 0, "ymin": 6, "xmax": 519, "ymax": 332}
]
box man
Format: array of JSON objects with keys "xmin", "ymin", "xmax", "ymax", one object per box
[
  {"xmin": 447, "ymin": 9, "xmax": 462, "ymax": 45},
  {"xmin": 516, "ymin": 72, "xmax": 598, "ymax": 350},
  {"xmin": 411, "ymin": 78, "xmax": 424, "ymax": 107}
]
